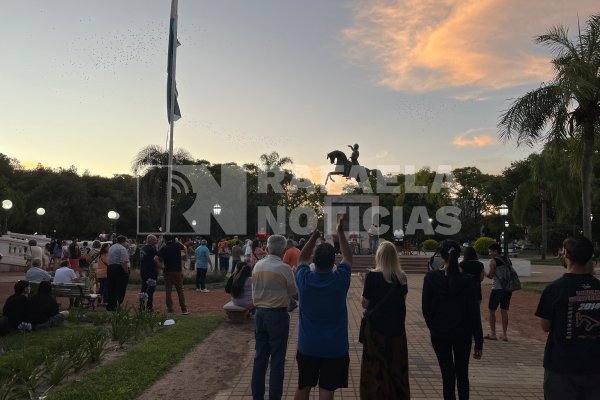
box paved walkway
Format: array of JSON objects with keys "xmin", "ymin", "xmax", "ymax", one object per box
[{"xmin": 215, "ymin": 273, "xmax": 547, "ymax": 399}]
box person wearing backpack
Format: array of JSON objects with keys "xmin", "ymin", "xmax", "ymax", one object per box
[{"xmin": 485, "ymin": 243, "xmax": 512, "ymax": 341}]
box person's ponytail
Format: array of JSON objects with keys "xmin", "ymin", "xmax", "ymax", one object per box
[{"xmin": 439, "ymin": 240, "xmax": 461, "ymax": 291}]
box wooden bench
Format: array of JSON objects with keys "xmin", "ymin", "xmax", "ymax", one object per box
[
  {"xmin": 223, "ymin": 300, "xmax": 248, "ymax": 323},
  {"xmin": 52, "ymin": 283, "xmax": 98, "ymax": 310}
]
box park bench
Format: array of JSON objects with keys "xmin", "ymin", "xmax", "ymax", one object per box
[
  {"xmin": 52, "ymin": 283, "xmax": 98, "ymax": 310},
  {"xmin": 223, "ymin": 300, "xmax": 248, "ymax": 323}
]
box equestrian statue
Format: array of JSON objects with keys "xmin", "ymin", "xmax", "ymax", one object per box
[{"xmin": 325, "ymin": 144, "xmax": 381, "ymax": 185}]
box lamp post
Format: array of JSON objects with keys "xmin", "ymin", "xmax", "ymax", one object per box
[
  {"xmin": 36, "ymin": 208, "xmax": 45, "ymax": 234},
  {"xmin": 2, "ymin": 200, "xmax": 13, "ymax": 234},
  {"xmin": 108, "ymin": 210, "xmax": 120, "ymax": 236},
  {"xmin": 499, "ymin": 204, "xmax": 509, "ymax": 258},
  {"xmin": 213, "ymin": 204, "xmax": 222, "ymax": 272}
]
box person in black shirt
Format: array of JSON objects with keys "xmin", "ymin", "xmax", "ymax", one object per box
[
  {"xmin": 140, "ymin": 235, "xmax": 159, "ymax": 311},
  {"xmin": 27, "ymin": 281, "xmax": 69, "ymax": 328},
  {"xmin": 422, "ymin": 240, "xmax": 483, "ymax": 400},
  {"xmin": 459, "ymin": 246, "xmax": 484, "ymax": 301},
  {"xmin": 156, "ymin": 235, "xmax": 189, "ymax": 315},
  {"xmin": 2, "ymin": 280, "xmax": 31, "ymax": 329},
  {"xmin": 535, "ymin": 236, "xmax": 600, "ymax": 399},
  {"xmin": 360, "ymin": 241, "xmax": 410, "ymax": 400}
]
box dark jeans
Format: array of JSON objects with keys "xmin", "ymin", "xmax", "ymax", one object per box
[
  {"xmin": 431, "ymin": 335, "xmax": 472, "ymax": 400},
  {"xmin": 544, "ymin": 369, "xmax": 600, "ymax": 400},
  {"xmin": 219, "ymin": 257, "xmax": 229, "ymax": 273},
  {"xmin": 252, "ymin": 307, "xmax": 290, "ymax": 400},
  {"xmin": 231, "ymin": 259, "xmax": 240, "ymax": 274},
  {"xmin": 141, "ymin": 272, "xmax": 158, "ymax": 311},
  {"xmin": 195, "ymin": 268, "xmax": 208, "ymax": 290},
  {"xmin": 107, "ymin": 264, "xmax": 129, "ymax": 311},
  {"xmin": 98, "ymin": 278, "xmax": 108, "ymax": 303}
]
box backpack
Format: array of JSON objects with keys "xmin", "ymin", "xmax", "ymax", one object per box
[{"xmin": 494, "ymin": 256, "xmax": 521, "ymax": 292}]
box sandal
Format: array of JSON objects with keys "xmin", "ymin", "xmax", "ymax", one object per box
[{"xmin": 484, "ymin": 334, "xmax": 498, "ymax": 341}]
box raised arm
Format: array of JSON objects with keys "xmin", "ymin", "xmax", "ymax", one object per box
[
  {"xmin": 299, "ymin": 230, "xmax": 320, "ymax": 265},
  {"xmin": 336, "ymin": 216, "xmax": 352, "ymax": 266}
]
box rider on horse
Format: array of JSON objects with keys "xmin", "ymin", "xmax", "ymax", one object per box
[{"xmin": 345, "ymin": 144, "xmax": 359, "ymax": 176}]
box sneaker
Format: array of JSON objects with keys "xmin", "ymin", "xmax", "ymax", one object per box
[
  {"xmin": 195, "ymin": 288, "xmax": 202, "ymax": 292},
  {"xmin": 201, "ymin": 289, "xmax": 210, "ymax": 293},
  {"xmin": 182, "ymin": 311, "xmax": 190, "ymax": 315}
]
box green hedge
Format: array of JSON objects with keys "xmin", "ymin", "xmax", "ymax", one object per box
[
  {"xmin": 422, "ymin": 239, "xmax": 438, "ymax": 251},
  {"xmin": 474, "ymin": 237, "xmax": 496, "ymax": 255}
]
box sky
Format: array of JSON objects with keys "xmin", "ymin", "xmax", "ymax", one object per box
[{"xmin": 1, "ymin": 0, "xmax": 598, "ymax": 186}]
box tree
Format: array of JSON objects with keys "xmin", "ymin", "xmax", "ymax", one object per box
[
  {"xmin": 131, "ymin": 145, "xmax": 193, "ymax": 231},
  {"xmin": 498, "ymin": 14, "xmax": 600, "ymax": 239},
  {"xmin": 259, "ymin": 151, "xmax": 293, "ymax": 171},
  {"xmin": 512, "ymin": 150, "xmax": 579, "ymax": 258}
]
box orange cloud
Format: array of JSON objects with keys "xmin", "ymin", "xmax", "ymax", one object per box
[
  {"xmin": 343, "ymin": 0, "xmax": 597, "ymax": 92},
  {"xmin": 452, "ymin": 130, "xmax": 496, "ymax": 148}
]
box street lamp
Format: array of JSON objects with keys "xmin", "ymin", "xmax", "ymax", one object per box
[
  {"xmin": 212, "ymin": 204, "xmax": 222, "ymax": 271},
  {"xmin": 36, "ymin": 207, "xmax": 45, "ymax": 234},
  {"xmin": 108, "ymin": 210, "xmax": 120, "ymax": 235},
  {"xmin": 499, "ymin": 204, "xmax": 509, "ymax": 257},
  {"xmin": 2, "ymin": 199, "xmax": 13, "ymax": 234}
]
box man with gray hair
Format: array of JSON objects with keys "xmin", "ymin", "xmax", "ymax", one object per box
[
  {"xmin": 25, "ymin": 259, "xmax": 52, "ymax": 282},
  {"xmin": 251, "ymin": 234, "xmax": 298, "ymax": 400}
]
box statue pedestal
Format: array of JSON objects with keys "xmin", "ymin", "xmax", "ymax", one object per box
[{"xmin": 324, "ymin": 195, "xmax": 379, "ymax": 255}]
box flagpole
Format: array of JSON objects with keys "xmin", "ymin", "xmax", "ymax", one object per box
[{"xmin": 165, "ymin": 0, "xmax": 178, "ymax": 233}]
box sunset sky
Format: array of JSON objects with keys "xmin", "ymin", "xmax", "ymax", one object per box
[{"xmin": 1, "ymin": 1, "xmax": 598, "ymax": 184}]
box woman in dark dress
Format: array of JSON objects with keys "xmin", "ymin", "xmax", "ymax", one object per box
[
  {"xmin": 422, "ymin": 240, "xmax": 483, "ymax": 400},
  {"xmin": 360, "ymin": 241, "xmax": 410, "ymax": 400},
  {"xmin": 459, "ymin": 246, "xmax": 485, "ymax": 301}
]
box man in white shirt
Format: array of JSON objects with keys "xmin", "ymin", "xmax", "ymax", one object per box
[
  {"xmin": 106, "ymin": 235, "xmax": 130, "ymax": 311},
  {"xmin": 53, "ymin": 261, "xmax": 78, "ymax": 284}
]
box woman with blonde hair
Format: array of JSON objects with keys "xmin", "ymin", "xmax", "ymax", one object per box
[{"xmin": 360, "ymin": 240, "xmax": 410, "ymax": 399}]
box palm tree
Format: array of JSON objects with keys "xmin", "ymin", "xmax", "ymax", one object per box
[
  {"xmin": 259, "ymin": 151, "xmax": 293, "ymax": 171},
  {"xmin": 498, "ymin": 14, "xmax": 600, "ymax": 239},
  {"xmin": 131, "ymin": 145, "xmax": 193, "ymax": 230},
  {"xmin": 512, "ymin": 150, "xmax": 579, "ymax": 259}
]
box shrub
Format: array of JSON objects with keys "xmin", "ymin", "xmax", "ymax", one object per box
[
  {"xmin": 474, "ymin": 237, "xmax": 496, "ymax": 255},
  {"xmin": 85, "ymin": 328, "xmax": 110, "ymax": 363},
  {"xmin": 110, "ymin": 306, "xmax": 134, "ymax": 347},
  {"xmin": 422, "ymin": 239, "xmax": 438, "ymax": 251},
  {"xmin": 44, "ymin": 351, "xmax": 73, "ymax": 386}
]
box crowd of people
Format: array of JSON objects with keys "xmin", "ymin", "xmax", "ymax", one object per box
[{"xmin": 1, "ymin": 229, "xmax": 599, "ymax": 400}]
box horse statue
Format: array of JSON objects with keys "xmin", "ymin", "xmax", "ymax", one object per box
[{"xmin": 325, "ymin": 149, "xmax": 381, "ymax": 185}]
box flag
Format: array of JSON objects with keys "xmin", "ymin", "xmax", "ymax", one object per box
[{"xmin": 167, "ymin": 0, "xmax": 181, "ymax": 123}]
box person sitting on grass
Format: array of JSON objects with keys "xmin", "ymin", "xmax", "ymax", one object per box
[
  {"xmin": 27, "ymin": 281, "xmax": 69, "ymax": 329},
  {"xmin": 2, "ymin": 280, "xmax": 31, "ymax": 329}
]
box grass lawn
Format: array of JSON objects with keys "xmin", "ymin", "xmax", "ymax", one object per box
[
  {"xmin": 528, "ymin": 258, "xmax": 563, "ymax": 266},
  {"xmin": 521, "ymin": 282, "xmax": 548, "ymax": 294},
  {"xmin": 0, "ymin": 313, "xmax": 221, "ymax": 400},
  {"xmin": 47, "ymin": 314, "xmax": 221, "ymax": 400}
]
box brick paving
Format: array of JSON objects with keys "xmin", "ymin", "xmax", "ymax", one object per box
[{"xmin": 214, "ymin": 273, "xmax": 549, "ymax": 400}]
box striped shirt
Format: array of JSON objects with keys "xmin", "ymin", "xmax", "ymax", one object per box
[{"xmin": 252, "ymin": 254, "xmax": 297, "ymax": 308}]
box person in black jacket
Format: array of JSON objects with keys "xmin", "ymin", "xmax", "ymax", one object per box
[
  {"xmin": 422, "ymin": 240, "xmax": 483, "ymax": 400},
  {"xmin": 27, "ymin": 281, "xmax": 69, "ymax": 329},
  {"xmin": 2, "ymin": 280, "xmax": 31, "ymax": 329}
]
